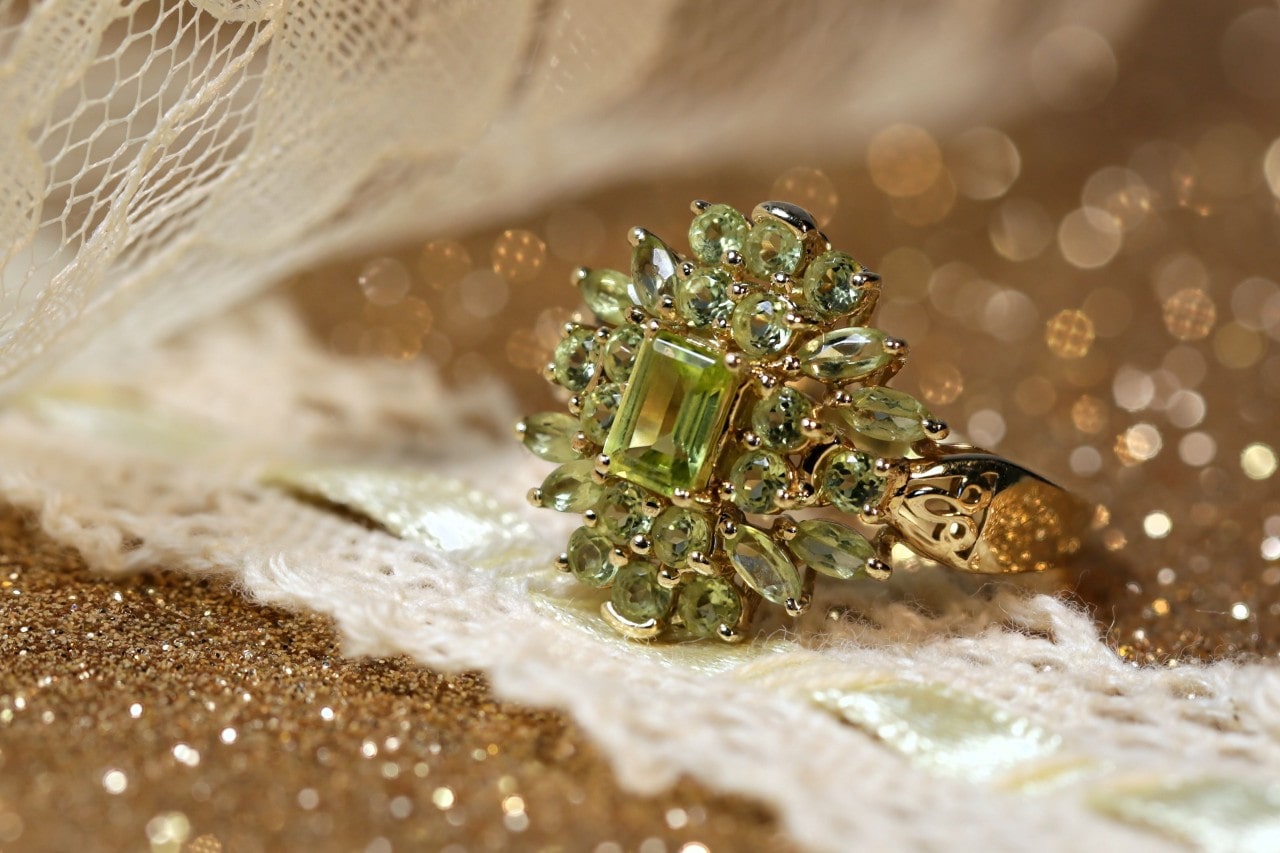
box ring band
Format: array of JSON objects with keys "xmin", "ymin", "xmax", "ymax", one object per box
[{"xmin": 517, "ymin": 200, "xmax": 1090, "ymax": 642}]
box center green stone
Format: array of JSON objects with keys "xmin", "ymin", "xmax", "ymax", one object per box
[{"xmin": 603, "ymin": 331, "xmax": 738, "ymax": 497}]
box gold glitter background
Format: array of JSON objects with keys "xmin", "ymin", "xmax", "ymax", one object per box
[{"xmin": 5, "ymin": 1, "xmax": 1280, "ymax": 850}]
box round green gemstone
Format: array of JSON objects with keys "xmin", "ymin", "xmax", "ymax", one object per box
[
  {"xmin": 578, "ymin": 267, "xmax": 634, "ymax": 326},
  {"xmin": 788, "ymin": 519, "xmax": 874, "ymax": 580},
  {"xmin": 728, "ymin": 524, "xmax": 802, "ymax": 606},
  {"xmin": 566, "ymin": 526, "xmax": 617, "ymax": 587},
  {"xmin": 630, "ymin": 230, "xmax": 678, "ymax": 313},
  {"xmin": 731, "ymin": 294, "xmax": 793, "ymax": 356},
  {"xmin": 603, "ymin": 325, "xmax": 643, "ymax": 381},
  {"xmin": 553, "ymin": 328, "xmax": 598, "ymax": 392},
  {"xmin": 676, "ymin": 575, "xmax": 742, "ymax": 638},
  {"xmin": 688, "ymin": 204, "xmax": 749, "ymax": 264},
  {"xmin": 798, "ymin": 327, "xmax": 891, "ymax": 383},
  {"xmin": 580, "ymin": 382, "xmax": 622, "ymax": 444},
  {"xmin": 651, "ymin": 506, "xmax": 712, "ymax": 567},
  {"xmin": 729, "ymin": 450, "xmax": 790, "ymax": 514},
  {"xmin": 745, "ymin": 219, "xmax": 803, "ymax": 279},
  {"xmin": 801, "ymin": 251, "xmax": 870, "ymax": 319},
  {"xmin": 675, "ymin": 266, "xmax": 735, "ymax": 327},
  {"xmin": 842, "ymin": 386, "xmax": 929, "ymax": 443},
  {"xmin": 597, "ymin": 480, "xmax": 655, "ymax": 543},
  {"xmin": 539, "ymin": 460, "xmax": 602, "ymax": 513},
  {"xmin": 611, "ymin": 562, "xmax": 673, "ymax": 623},
  {"xmin": 519, "ymin": 412, "xmax": 581, "ymax": 462},
  {"xmin": 818, "ymin": 448, "xmax": 884, "ymax": 513},
  {"xmin": 751, "ymin": 387, "xmax": 812, "ymax": 452}
]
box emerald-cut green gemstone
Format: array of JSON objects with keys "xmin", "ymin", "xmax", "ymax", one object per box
[
  {"xmin": 603, "ymin": 325, "xmax": 643, "ymax": 382},
  {"xmin": 611, "ymin": 562, "xmax": 673, "ymax": 623},
  {"xmin": 788, "ymin": 519, "xmax": 874, "ymax": 580},
  {"xmin": 676, "ymin": 575, "xmax": 742, "ymax": 638},
  {"xmin": 651, "ymin": 506, "xmax": 711, "ymax": 567},
  {"xmin": 578, "ymin": 267, "xmax": 634, "ymax": 326},
  {"xmin": 630, "ymin": 230, "xmax": 679, "ymax": 313},
  {"xmin": 728, "ymin": 450, "xmax": 789, "ymax": 514},
  {"xmin": 745, "ymin": 219, "xmax": 803, "ymax": 278},
  {"xmin": 688, "ymin": 204, "xmax": 749, "ymax": 264},
  {"xmin": 580, "ymin": 382, "xmax": 622, "ymax": 444},
  {"xmin": 728, "ymin": 525, "xmax": 802, "ymax": 606},
  {"xmin": 603, "ymin": 331, "xmax": 738, "ymax": 497},
  {"xmin": 520, "ymin": 412, "xmax": 581, "ymax": 462},
  {"xmin": 818, "ymin": 448, "xmax": 884, "ymax": 513},
  {"xmin": 801, "ymin": 251, "xmax": 871, "ymax": 319},
  {"xmin": 597, "ymin": 480, "xmax": 655, "ymax": 543},
  {"xmin": 751, "ymin": 387, "xmax": 812, "ymax": 452},
  {"xmin": 731, "ymin": 294, "xmax": 793, "ymax": 356},
  {"xmin": 798, "ymin": 327, "xmax": 892, "ymax": 383},
  {"xmin": 675, "ymin": 267, "xmax": 734, "ymax": 327},
  {"xmin": 841, "ymin": 386, "xmax": 929, "ymax": 443},
  {"xmin": 539, "ymin": 460, "xmax": 602, "ymax": 512},
  {"xmin": 553, "ymin": 327, "xmax": 597, "ymax": 392},
  {"xmin": 566, "ymin": 526, "xmax": 617, "ymax": 587}
]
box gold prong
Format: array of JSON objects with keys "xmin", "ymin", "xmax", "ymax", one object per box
[
  {"xmin": 671, "ymin": 489, "xmax": 695, "ymax": 509},
  {"xmin": 687, "ymin": 551, "xmax": 713, "ymax": 574},
  {"xmin": 627, "ymin": 306, "xmax": 646, "ymax": 324},
  {"xmin": 772, "ymin": 272, "xmax": 791, "ymax": 288},
  {"xmin": 717, "ymin": 623, "xmax": 744, "ymax": 643},
  {"xmin": 866, "ymin": 557, "xmax": 892, "ymax": 581},
  {"xmin": 608, "ymin": 547, "xmax": 630, "ymax": 568},
  {"xmin": 571, "ymin": 432, "xmax": 595, "ymax": 455},
  {"xmin": 691, "ymin": 199, "xmax": 712, "ymax": 213},
  {"xmin": 514, "ymin": 418, "xmax": 528, "ymax": 440},
  {"xmin": 729, "ymin": 281, "xmax": 751, "ymax": 299},
  {"xmin": 542, "ymin": 362, "xmax": 557, "ymax": 383},
  {"xmin": 883, "ymin": 336, "xmax": 908, "ymax": 355},
  {"xmin": 783, "ymin": 596, "xmax": 809, "ymax": 617},
  {"xmin": 555, "ymin": 553, "xmax": 570, "ymax": 572},
  {"xmin": 640, "ymin": 497, "xmax": 663, "ymax": 518},
  {"xmin": 526, "ymin": 488, "xmax": 544, "ymax": 508},
  {"xmin": 779, "ymin": 354, "xmax": 802, "ymax": 373},
  {"xmin": 567, "ymin": 395, "xmax": 583, "ymax": 416},
  {"xmin": 601, "ymin": 601, "xmax": 662, "ymax": 639},
  {"xmin": 657, "ymin": 565, "xmax": 681, "ymax": 588},
  {"xmin": 678, "ymin": 261, "xmax": 696, "ymax": 279},
  {"xmin": 873, "ymin": 457, "xmax": 894, "ymax": 475},
  {"xmin": 571, "ymin": 266, "xmax": 590, "ymax": 286},
  {"xmin": 583, "ymin": 509, "xmax": 598, "ymax": 527},
  {"xmin": 741, "ymin": 430, "xmax": 762, "ymax": 449},
  {"xmin": 923, "ymin": 418, "xmax": 950, "ymax": 441},
  {"xmin": 771, "ymin": 516, "xmax": 798, "ymax": 541},
  {"xmin": 631, "ymin": 534, "xmax": 652, "ymax": 556},
  {"xmin": 724, "ymin": 352, "xmax": 745, "ymax": 372},
  {"xmin": 627, "ymin": 226, "xmax": 648, "ymax": 248},
  {"xmin": 860, "ymin": 505, "xmax": 884, "ymax": 525},
  {"xmin": 717, "ymin": 514, "xmax": 738, "ymax": 539},
  {"xmin": 826, "ymin": 389, "xmax": 853, "ymax": 408},
  {"xmin": 724, "ymin": 250, "xmax": 744, "ymax": 267}
]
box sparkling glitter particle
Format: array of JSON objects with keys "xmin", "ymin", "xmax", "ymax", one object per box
[
  {"xmin": 1163, "ymin": 288, "xmax": 1217, "ymax": 341},
  {"xmin": 1045, "ymin": 309, "xmax": 1095, "ymax": 358},
  {"xmin": 1241, "ymin": 443, "xmax": 1278, "ymax": 480},
  {"xmin": 1143, "ymin": 511, "xmax": 1172, "ymax": 539},
  {"xmin": 102, "ymin": 769, "xmax": 128, "ymax": 795}
]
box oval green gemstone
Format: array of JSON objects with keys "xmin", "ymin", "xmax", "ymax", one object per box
[
  {"xmin": 788, "ymin": 519, "xmax": 874, "ymax": 580},
  {"xmin": 675, "ymin": 266, "xmax": 735, "ymax": 327},
  {"xmin": 731, "ymin": 294, "xmax": 793, "ymax": 356},
  {"xmin": 539, "ymin": 460, "xmax": 602, "ymax": 513},
  {"xmin": 602, "ymin": 325, "xmax": 644, "ymax": 382},
  {"xmin": 651, "ymin": 506, "xmax": 712, "ymax": 567},
  {"xmin": 751, "ymin": 387, "xmax": 812, "ymax": 452},
  {"xmin": 801, "ymin": 251, "xmax": 871, "ymax": 319},
  {"xmin": 689, "ymin": 204, "xmax": 749, "ymax": 264},
  {"xmin": 597, "ymin": 480, "xmax": 655, "ymax": 544},
  {"xmin": 745, "ymin": 219, "xmax": 803, "ymax": 279},
  {"xmin": 843, "ymin": 386, "xmax": 930, "ymax": 443},
  {"xmin": 578, "ymin": 267, "xmax": 635, "ymax": 326},
  {"xmin": 798, "ymin": 327, "xmax": 892, "ymax": 383},
  {"xmin": 818, "ymin": 448, "xmax": 884, "ymax": 513},
  {"xmin": 630, "ymin": 230, "xmax": 679, "ymax": 313},
  {"xmin": 553, "ymin": 328, "xmax": 598, "ymax": 392},
  {"xmin": 520, "ymin": 412, "xmax": 581, "ymax": 462},
  {"xmin": 611, "ymin": 562, "xmax": 673, "ymax": 623},
  {"xmin": 676, "ymin": 575, "xmax": 743, "ymax": 639},
  {"xmin": 580, "ymin": 382, "xmax": 622, "ymax": 445},
  {"xmin": 566, "ymin": 526, "xmax": 617, "ymax": 587},
  {"xmin": 728, "ymin": 525, "xmax": 802, "ymax": 606},
  {"xmin": 729, "ymin": 450, "xmax": 790, "ymax": 514}
]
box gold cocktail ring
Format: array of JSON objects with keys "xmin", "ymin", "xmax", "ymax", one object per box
[{"xmin": 516, "ymin": 200, "xmax": 1092, "ymax": 642}]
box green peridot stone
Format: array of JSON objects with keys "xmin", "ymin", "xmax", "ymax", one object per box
[
  {"xmin": 676, "ymin": 575, "xmax": 742, "ymax": 638},
  {"xmin": 798, "ymin": 327, "xmax": 892, "ymax": 383},
  {"xmin": 728, "ymin": 450, "xmax": 789, "ymax": 514},
  {"xmin": 751, "ymin": 387, "xmax": 812, "ymax": 452},
  {"xmin": 675, "ymin": 267, "xmax": 735, "ymax": 327},
  {"xmin": 801, "ymin": 251, "xmax": 871, "ymax": 319},
  {"xmin": 566, "ymin": 526, "xmax": 617, "ymax": 587},
  {"xmin": 597, "ymin": 480, "xmax": 655, "ymax": 544},
  {"xmin": 539, "ymin": 460, "xmax": 602, "ymax": 513},
  {"xmin": 578, "ymin": 267, "xmax": 634, "ymax": 326},
  {"xmin": 611, "ymin": 562, "xmax": 673, "ymax": 623},
  {"xmin": 520, "ymin": 412, "xmax": 581, "ymax": 462},
  {"xmin": 689, "ymin": 204, "xmax": 749, "ymax": 264},
  {"xmin": 580, "ymin": 382, "xmax": 622, "ymax": 445},
  {"xmin": 788, "ymin": 519, "xmax": 874, "ymax": 580},
  {"xmin": 818, "ymin": 448, "xmax": 884, "ymax": 513},
  {"xmin": 728, "ymin": 524, "xmax": 802, "ymax": 606},
  {"xmin": 603, "ymin": 325, "xmax": 643, "ymax": 382},
  {"xmin": 731, "ymin": 294, "xmax": 793, "ymax": 356},
  {"xmin": 630, "ymin": 230, "xmax": 679, "ymax": 313},
  {"xmin": 604, "ymin": 331, "xmax": 738, "ymax": 497},
  {"xmin": 745, "ymin": 219, "xmax": 803, "ymax": 279},
  {"xmin": 651, "ymin": 506, "xmax": 711, "ymax": 567},
  {"xmin": 841, "ymin": 386, "xmax": 929, "ymax": 443},
  {"xmin": 553, "ymin": 327, "xmax": 598, "ymax": 392}
]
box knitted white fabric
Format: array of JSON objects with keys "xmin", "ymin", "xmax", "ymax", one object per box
[{"xmin": 3, "ymin": 301, "xmax": 1277, "ymax": 853}]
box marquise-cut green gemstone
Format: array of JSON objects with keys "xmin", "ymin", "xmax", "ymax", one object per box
[
  {"xmin": 580, "ymin": 382, "xmax": 622, "ymax": 444},
  {"xmin": 676, "ymin": 575, "xmax": 742, "ymax": 638},
  {"xmin": 520, "ymin": 412, "xmax": 581, "ymax": 462},
  {"xmin": 604, "ymin": 332, "xmax": 738, "ymax": 497},
  {"xmin": 553, "ymin": 327, "xmax": 598, "ymax": 392},
  {"xmin": 731, "ymin": 294, "xmax": 793, "ymax": 356},
  {"xmin": 751, "ymin": 387, "xmax": 812, "ymax": 452},
  {"xmin": 841, "ymin": 386, "xmax": 929, "ymax": 443},
  {"xmin": 818, "ymin": 448, "xmax": 884, "ymax": 513},
  {"xmin": 801, "ymin": 251, "xmax": 871, "ymax": 319},
  {"xmin": 539, "ymin": 460, "xmax": 602, "ymax": 512},
  {"xmin": 566, "ymin": 526, "xmax": 617, "ymax": 587},
  {"xmin": 789, "ymin": 519, "xmax": 874, "ymax": 580},
  {"xmin": 745, "ymin": 219, "xmax": 803, "ymax": 279},
  {"xmin": 603, "ymin": 325, "xmax": 644, "ymax": 382},
  {"xmin": 729, "ymin": 525, "xmax": 802, "ymax": 606},
  {"xmin": 675, "ymin": 266, "xmax": 735, "ymax": 327},
  {"xmin": 798, "ymin": 327, "xmax": 892, "ymax": 383},
  {"xmin": 597, "ymin": 480, "xmax": 655, "ymax": 544},
  {"xmin": 651, "ymin": 506, "xmax": 711, "ymax": 567},
  {"xmin": 728, "ymin": 450, "xmax": 789, "ymax": 514},
  {"xmin": 578, "ymin": 267, "xmax": 634, "ymax": 326},
  {"xmin": 611, "ymin": 562, "xmax": 673, "ymax": 623},
  {"xmin": 630, "ymin": 230, "xmax": 679, "ymax": 313},
  {"xmin": 689, "ymin": 203, "xmax": 749, "ymax": 264}
]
